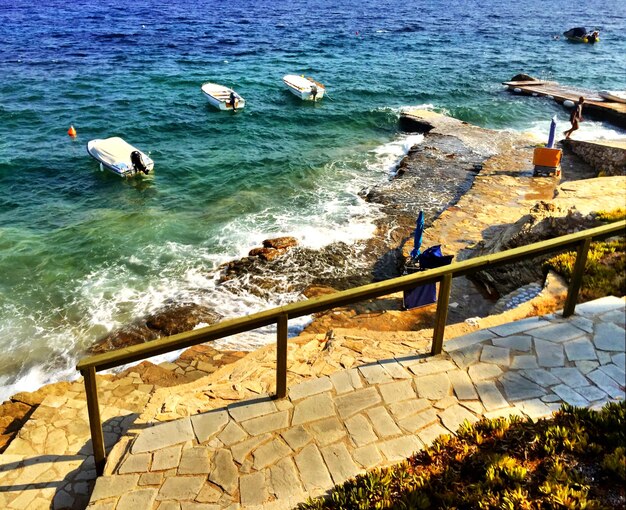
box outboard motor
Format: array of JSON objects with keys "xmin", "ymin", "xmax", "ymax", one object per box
[{"xmin": 130, "ymin": 150, "xmax": 150, "ymax": 175}]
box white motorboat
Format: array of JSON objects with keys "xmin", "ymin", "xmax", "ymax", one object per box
[
  {"xmin": 599, "ymin": 90, "xmax": 626, "ymax": 104},
  {"xmin": 282, "ymin": 75, "xmax": 325, "ymax": 101},
  {"xmin": 86, "ymin": 137, "xmax": 154, "ymax": 177},
  {"xmin": 201, "ymin": 82, "xmax": 245, "ymax": 110}
]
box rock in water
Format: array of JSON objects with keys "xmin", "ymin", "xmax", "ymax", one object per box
[{"xmin": 90, "ymin": 303, "xmax": 222, "ymax": 354}]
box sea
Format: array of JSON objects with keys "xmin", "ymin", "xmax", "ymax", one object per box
[{"xmin": 1, "ymin": 0, "xmax": 625, "ymax": 401}]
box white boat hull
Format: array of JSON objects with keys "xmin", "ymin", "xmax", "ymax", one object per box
[
  {"xmin": 87, "ymin": 137, "xmax": 154, "ymax": 178},
  {"xmin": 283, "ymin": 75, "xmax": 325, "ymax": 101},
  {"xmin": 599, "ymin": 90, "xmax": 626, "ymax": 104},
  {"xmin": 201, "ymin": 82, "xmax": 245, "ymax": 110}
]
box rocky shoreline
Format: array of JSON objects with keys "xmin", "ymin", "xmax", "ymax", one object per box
[{"xmin": 2, "ymin": 110, "xmax": 625, "ymax": 457}]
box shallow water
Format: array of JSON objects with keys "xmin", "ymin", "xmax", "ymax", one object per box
[{"xmin": 1, "ymin": 0, "xmax": 625, "ymax": 400}]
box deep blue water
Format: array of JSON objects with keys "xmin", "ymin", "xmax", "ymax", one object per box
[{"xmin": 1, "ymin": 0, "xmax": 625, "ymax": 399}]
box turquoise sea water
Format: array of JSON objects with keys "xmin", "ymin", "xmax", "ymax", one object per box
[{"xmin": 1, "ymin": 0, "xmax": 625, "ymax": 399}]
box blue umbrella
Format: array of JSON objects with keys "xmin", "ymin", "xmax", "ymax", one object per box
[
  {"xmin": 410, "ymin": 210, "xmax": 424, "ymax": 260},
  {"xmin": 547, "ymin": 115, "xmax": 557, "ymax": 148}
]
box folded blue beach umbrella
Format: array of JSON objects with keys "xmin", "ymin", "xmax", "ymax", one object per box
[
  {"xmin": 547, "ymin": 115, "xmax": 557, "ymax": 148},
  {"xmin": 410, "ymin": 210, "xmax": 424, "ymax": 260}
]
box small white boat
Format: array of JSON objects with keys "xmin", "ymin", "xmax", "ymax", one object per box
[
  {"xmin": 599, "ymin": 90, "xmax": 626, "ymax": 104},
  {"xmin": 201, "ymin": 82, "xmax": 245, "ymax": 110},
  {"xmin": 283, "ymin": 75, "xmax": 325, "ymax": 101},
  {"xmin": 87, "ymin": 137, "xmax": 154, "ymax": 177}
]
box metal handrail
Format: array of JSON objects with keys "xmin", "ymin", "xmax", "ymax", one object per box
[{"xmin": 77, "ymin": 219, "xmax": 625, "ymax": 473}]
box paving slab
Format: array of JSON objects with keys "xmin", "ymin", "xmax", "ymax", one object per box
[
  {"xmin": 551, "ymin": 385, "xmax": 589, "ymax": 407},
  {"xmin": 444, "ymin": 330, "xmax": 494, "ymax": 351},
  {"xmin": 488, "ymin": 317, "xmax": 548, "ymax": 337},
  {"xmin": 320, "ymin": 443, "xmax": 360, "ymax": 484},
  {"xmin": 329, "ymin": 369, "xmax": 363, "ymax": 394},
  {"xmin": 599, "ymin": 364, "xmax": 626, "ymax": 385},
  {"xmin": 468, "ymin": 363, "xmax": 503, "ymax": 382},
  {"xmin": 335, "ymin": 387, "xmax": 381, "ymax": 419},
  {"xmin": 191, "ymin": 410, "xmax": 229, "ymax": 444},
  {"xmin": 447, "ymin": 370, "xmax": 478, "ymax": 400},
  {"xmin": 575, "ymin": 296, "xmax": 624, "ymax": 316},
  {"xmin": 593, "ymin": 323, "xmax": 626, "ymax": 351},
  {"xmin": 480, "ymin": 345, "xmax": 511, "ymax": 366},
  {"xmin": 239, "ymin": 471, "xmax": 266, "ymax": 507},
  {"xmin": 587, "ymin": 369, "xmax": 625, "ymax": 399},
  {"xmin": 408, "ymin": 359, "xmax": 456, "ymax": 377},
  {"xmin": 534, "ymin": 339, "xmax": 565, "ymax": 368},
  {"xmin": 352, "ymin": 444, "xmax": 382, "ymax": 468},
  {"xmin": 500, "ymin": 372, "xmax": 546, "ymax": 401},
  {"xmin": 378, "ymin": 380, "xmax": 417, "ymax": 404},
  {"xmin": 377, "ymin": 436, "xmax": 423, "ymax": 462},
  {"xmin": 228, "ymin": 398, "xmax": 277, "ymax": 423},
  {"xmin": 240, "ymin": 410, "xmax": 290, "ymax": 436},
  {"xmin": 563, "ymin": 337, "xmax": 598, "ymax": 362},
  {"xmin": 492, "ymin": 335, "xmax": 532, "ymax": 352},
  {"xmin": 366, "ymin": 407, "xmax": 401, "ymax": 438},
  {"xmin": 475, "ymin": 381, "xmax": 509, "ymax": 411},
  {"xmin": 358, "ymin": 363, "xmax": 393, "ymax": 384},
  {"xmin": 439, "ymin": 404, "xmax": 479, "ymax": 433},
  {"xmin": 345, "ymin": 414, "xmax": 378, "ymax": 447},
  {"xmin": 252, "ymin": 439, "xmax": 291, "ymax": 470},
  {"xmin": 510, "ymin": 355, "xmax": 538, "ymax": 369},
  {"xmin": 294, "ymin": 444, "xmax": 333, "ymax": 492},
  {"xmin": 550, "ymin": 367, "xmax": 589, "ymax": 388},
  {"xmin": 307, "ymin": 417, "xmax": 346, "ymax": 446},
  {"xmin": 269, "ymin": 457, "xmax": 305, "ymax": 501},
  {"xmin": 289, "ymin": 376, "xmax": 333, "ymax": 401},
  {"xmin": 415, "ymin": 372, "xmax": 451, "ymax": 400},
  {"xmin": 132, "ymin": 419, "xmax": 194, "ymax": 454},
  {"xmin": 292, "ymin": 393, "xmax": 335, "ymax": 426},
  {"xmin": 378, "ymin": 359, "xmax": 413, "ymax": 379},
  {"xmin": 532, "ymin": 323, "xmax": 587, "ymax": 343}
]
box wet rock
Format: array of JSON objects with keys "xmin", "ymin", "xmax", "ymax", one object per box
[
  {"xmin": 249, "ymin": 247, "xmax": 284, "ymax": 261},
  {"xmin": 510, "ymin": 73, "xmax": 537, "ymax": 82},
  {"xmin": 146, "ymin": 304, "xmax": 221, "ymax": 336},
  {"xmin": 90, "ymin": 303, "xmax": 222, "ymax": 354},
  {"xmin": 302, "ymin": 286, "xmax": 338, "ymax": 299},
  {"xmin": 263, "ymin": 237, "xmax": 298, "ymax": 250}
]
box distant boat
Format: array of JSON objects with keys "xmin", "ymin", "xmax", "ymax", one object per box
[
  {"xmin": 87, "ymin": 137, "xmax": 153, "ymax": 177},
  {"xmin": 283, "ymin": 75, "xmax": 325, "ymax": 101},
  {"xmin": 599, "ymin": 90, "xmax": 626, "ymax": 104},
  {"xmin": 563, "ymin": 27, "xmax": 599, "ymax": 43},
  {"xmin": 201, "ymin": 83, "xmax": 245, "ymax": 110}
]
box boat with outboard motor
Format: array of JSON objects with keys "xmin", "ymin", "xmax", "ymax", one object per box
[
  {"xmin": 87, "ymin": 137, "xmax": 153, "ymax": 177},
  {"xmin": 283, "ymin": 75, "xmax": 325, "ymax": 101},
  {"xmin": 563, "ymin": 27, "xmax": 599, "ymax": 43},
  {"xmin": 201, "ymin": 83, "xmax": 245, "ymax": 110}
]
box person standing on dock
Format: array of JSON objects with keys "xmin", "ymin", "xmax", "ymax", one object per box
[{"xmin": 564, "ymin": 96, "xmax": 584, "ymax": 139}]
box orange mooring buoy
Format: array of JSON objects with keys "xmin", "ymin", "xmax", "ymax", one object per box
[{"xmin": 68, "ymin": 125, "xmax": 77, "ymax": 137}]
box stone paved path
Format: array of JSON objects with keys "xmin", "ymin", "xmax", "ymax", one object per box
[{"xmin": 80, "ymin": 297, "xmax": 625, "ymax": 510}]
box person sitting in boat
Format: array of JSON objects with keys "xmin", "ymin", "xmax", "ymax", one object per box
[
  {"xmin": 229, "ymin": 91, "xmax": 238, "ymax": 111},
  {"xmin": 130, "ymin": 150, "xmax": 150, "ymax": 175},
  {"xmin": 311, "ymin": 84, "xmax": 318, "ymax": 101},
  {"xmin": 588, "ymin": 31, "xmax": 599, "ymax": 43}
]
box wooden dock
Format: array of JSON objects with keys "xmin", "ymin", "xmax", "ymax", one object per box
[{"xmin": 503, "ymin": 78, "xmax": 626, "ymax": 129}]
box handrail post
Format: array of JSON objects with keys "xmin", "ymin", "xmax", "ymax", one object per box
[
  {"xmin": 276, "ymin": 313, "xmax": 288, "ymax": 399},
  {"xmin": 82, "ymin": 367, "xmax": 106, "ymax": 475},
  {"xmin": 563, "ymin": 237, "xmax": 592, "ymax": 318},
  {"xmin": 432, "ymin": 274, "xmax": 452, "ymax": 355}
]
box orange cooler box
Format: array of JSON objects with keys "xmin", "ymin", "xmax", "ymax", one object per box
[{"xmin": 533, "ymin": 147, "xmax": 562, "ymax": 167}]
